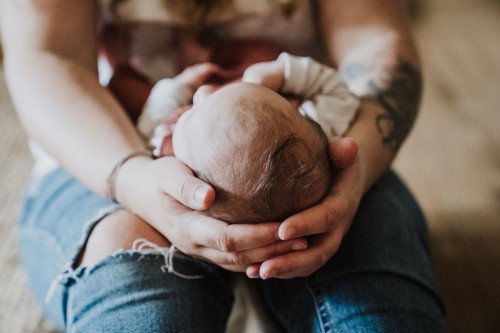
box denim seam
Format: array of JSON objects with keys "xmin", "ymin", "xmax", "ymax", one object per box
[
  {"xmin": 20, "ymin": 227, "xmax": 68, "ymax": 268},
  {"xmin": 307, "ymin": 278, "xmax": 331, "ymax": 333}
]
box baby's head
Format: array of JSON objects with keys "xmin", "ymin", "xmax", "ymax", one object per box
[{"xmin": 173, "ymin": 82, "xmax": 332, "ymax": 223}]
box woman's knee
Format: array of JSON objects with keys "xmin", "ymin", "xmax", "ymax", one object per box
[
  {"xmin": 78, "ymin": 210, "xmax": 169, "ymax": 267},
  {"xmin": 69, "ymin": 226, "xmax": 233, "ymax": 333}
]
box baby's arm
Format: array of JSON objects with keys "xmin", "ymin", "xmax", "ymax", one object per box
[
  {"xmin": 243, "ymin": 53, "xmax": 360, "ymax": 137},
  {"xmin": 137, "ymin": 63, "xmax": 222, "ymax": 140},
  {"xmin": 279, "ymin": 53, "xmax": 360, "ymax": 137}
]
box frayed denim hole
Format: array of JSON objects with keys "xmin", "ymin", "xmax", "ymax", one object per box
[{"xmin": 44, "ymin": 204, "xmax": 122, "ymax": 304}]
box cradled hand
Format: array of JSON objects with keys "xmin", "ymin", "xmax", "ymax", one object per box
[
  {"xmin": 117, "ymin": 155, "xmax": 308, "ymax": 272},
  {"xmin": 246, "ymin": 137, "xmax": 363, "ymax": 279},
  {"xmin": 174, "ymin": 63, "xmax": 223, "ymax": 91},
  {"xmin": 241, "ymin": 58, "xmax": 285, "ymax": 91}
]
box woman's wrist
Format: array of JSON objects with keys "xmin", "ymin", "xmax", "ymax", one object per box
[
  {"xmin": 345, "ymin": 100, "xmax": 395, "ymax": 194},
  {"xmin": 105, "ymin": 151, "xmax": 153, "ymax": 204},
  {"xmin": 112, "ymin": 153, "xmax": 155, "ymax": 210}
]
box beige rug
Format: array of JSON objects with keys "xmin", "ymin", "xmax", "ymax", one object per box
[{"xmin": 0, "ymin": 68, "xmax": 59, "ymax": 332}]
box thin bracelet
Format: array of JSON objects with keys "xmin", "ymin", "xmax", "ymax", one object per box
[{"xmin": 105, "ymin": 150, "xmax": 152, "ymax": 204}]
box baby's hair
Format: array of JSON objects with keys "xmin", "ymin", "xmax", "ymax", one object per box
[{"xmin": 199, "ymin": 97, "xmax": 332, "ymax": 223}]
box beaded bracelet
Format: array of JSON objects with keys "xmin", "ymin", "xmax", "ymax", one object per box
[{"xmin": 105, "ymin": 151, "xmax": 152, "ymax": 204}]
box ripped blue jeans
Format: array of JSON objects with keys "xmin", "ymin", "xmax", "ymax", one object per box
[{"xmin": 19, "ymin": 168, "xmax": 447, "ymax": 332}]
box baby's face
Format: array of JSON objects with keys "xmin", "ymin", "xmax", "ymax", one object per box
[{"xmin": 172, "ymin": 82, "xmax": 297, "ymax": 172}]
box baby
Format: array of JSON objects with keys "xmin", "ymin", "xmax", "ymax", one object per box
[
  {"xmin": 171, "ymin": 81, "xmax": 332, "ymax": 223},
  {"xmin": 110, "ymin": 53, "xmax": 359, "ymax": 223}
]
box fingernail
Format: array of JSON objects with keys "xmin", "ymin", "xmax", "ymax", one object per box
[
  {"xmin": 194, "ymin": 185, "xmax": 208, "ymax": 206},
  {"xmin": 247, "ymin": 265, "xmax": 260, "ymax": 278},
  {"xmin": 279, "ymin": 226, "xmax": 294, "ymax": 240},
  {"xmin": 292, "ymin": 242, "xmax": 307, "ymax": 251},
  {"xmin": 263, "ymin": 270, "xmax": 275, "ymax": 280}
]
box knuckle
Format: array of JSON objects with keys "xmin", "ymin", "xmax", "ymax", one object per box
[
  {"xmin": 322, "ymin": 194, "xmax": 349, "ymax": 230},
  {"xmin": 321, "ymin": 202, "xmax": 336, "ymax": 230},
  {"xmin": 217, "ymin": 232, "xmax": 229, "ymax": 252},
  {"xmin": 217, "ymin": 231, "xmax": 235, "ymax": 253},
  {"xmin": 314, "ymin": 252, "xmax": 329, "ymax": 269},
  {"xmin": 230, "ymin": 252, "xmax": 249, "ymax": 267},
  {"xmin": 177, "ymin": 177, "xmax": 193, "ymax": 205}
]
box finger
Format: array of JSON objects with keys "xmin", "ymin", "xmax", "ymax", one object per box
[
  {"xmin": 194, "ymin": 238, "xmax": 307, "ymax": 271},
  {"xmin": 329, "ymin": 137, "xmax": 358, "ymax": 169},
  {"xmin": 246, "ymin": 264, "xmax": 261, "ymax": 278},
  {"xmin": 160, "ymin": 157, "xmax": 215, "ymax": 210},
  {"xmin": 159, "ymin": 198, "xmax": 283, "ymax": 253},
  {"xmin": 245, "ymin": 237, "xmax": 308, "ymax": 279},
  {"xmin": 186, "ymin": 217, "xmax": 282, "ymax": 252},
  {"xmin": 259, "ymin": 231, "xmax": 343, "ymax": 279},
  {"xmin": 278, "ymin": 194, "xmax": 348, "ymax": 240},
  {"xmin": 237, "ymin": 238, "xmax": 308, "ymax": 265},
  {"xmin": 189, "ymin": 62, "xmax": 220, "ymax": 74},
  {"xmin": 188, "ymin": 249, "xmax": 246, "ymax": 273},
  {"xmin": 197, "ymin": 63, "xmax": 223, "ymax": 77},
  {"xmin": 241, "ymin": 63, "xmax": 264, "ymax": 84}
]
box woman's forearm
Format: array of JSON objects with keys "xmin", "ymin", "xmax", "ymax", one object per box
[
  {"xmin": 6, "ymin": 54, "xmax": 146, "ymax": 195},
  {"xmin": 1, "ymin": 1, "xmax": 146, "ymax": 196},
  {"xmin": 319, "ymin": 0, "xmax": 422, "ymax": 192}
]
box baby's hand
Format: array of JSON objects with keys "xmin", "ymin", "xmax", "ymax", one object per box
[
  {"xmin": 174, "ymin": 63, "xmax": 223, "ymax": 91},
  {"xmin": 242, "ymin": 58, "xmax": 285, "ymax": 91}
]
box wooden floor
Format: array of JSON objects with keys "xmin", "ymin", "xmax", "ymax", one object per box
[
  {"xmin": 0, "ymin": 0, "xmax": 499, "ymax": 332},
  {"xmin": 394, "ymin": 0, "xmax": 500, "ymax": 332}
]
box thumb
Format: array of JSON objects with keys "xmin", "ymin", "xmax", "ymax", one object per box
[
  {"xmin": 162, "ymin": 158, "xmax": 216, "ymax": 210},
  {"xmin": 329, "ymin": 137, "xmax": 358, "ymax": 170}
]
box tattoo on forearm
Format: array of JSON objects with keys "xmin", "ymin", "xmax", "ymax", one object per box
[
  {"xmin": 340, "ymin": 62, "xmax": 377, "ymax": 84},
  {"xmin": 342, "ymin": 59, "xmax": 422, "ymax": 153},
  {"xmin": 370, "ymin": 61, "xmax": 422, "ymax": 152}
]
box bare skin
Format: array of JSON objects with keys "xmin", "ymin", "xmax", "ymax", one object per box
[
  {"xmin": 0, "ymin": 0, "xmax": 421, "ymax": 278},
  {"xmin": 0, "ymin": 1, "xmax": 299, "ymax": 271},
  {"xmin": 244, "ymin": 0, "xmax": 422, "ymax": 278}
]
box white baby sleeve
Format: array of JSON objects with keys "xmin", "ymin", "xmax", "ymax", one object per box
[
  {"xmin": 136, "ymin": 78, "xmax": 193, "ymax": 139},
  {"xmin": 278, "ymin": 52, "xmax": 360, "ymax": 137}
]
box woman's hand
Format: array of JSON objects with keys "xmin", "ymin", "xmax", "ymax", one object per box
[
  {"xmin": 246, "ymin": 137, "xmax": 364, "ymax": 279},
  {"xmin": 116, "ymin": 155, "xmax": 309, "ymax": 272},
  {"xmin": 242, "ymin": 60, "xmax": 366, "ymax": 278}
]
